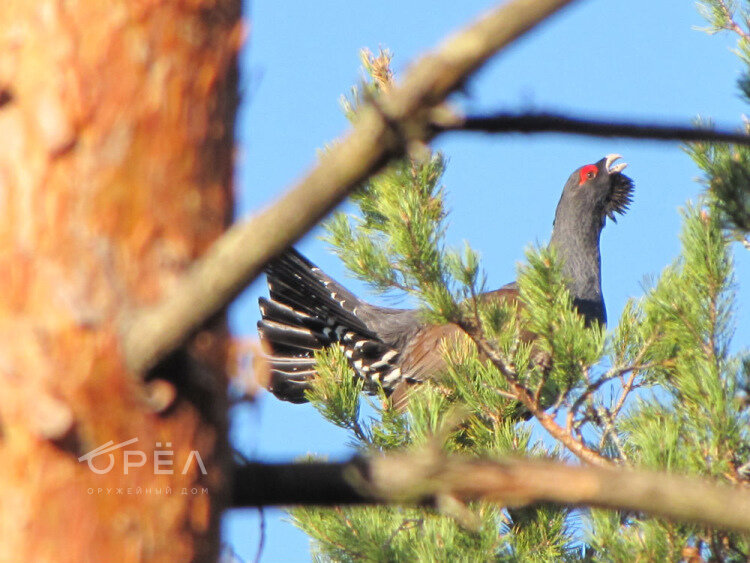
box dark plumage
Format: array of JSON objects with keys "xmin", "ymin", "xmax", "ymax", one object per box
[{"xmin": 258, "ymin": 155, "xmax": 633, "ymax": 404}]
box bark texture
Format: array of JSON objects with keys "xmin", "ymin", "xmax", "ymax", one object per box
[{"xmin": 0, "ymin": 1, "xmax": 241, "ymax": 561}]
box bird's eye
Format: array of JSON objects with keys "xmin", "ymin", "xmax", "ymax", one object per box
[{"xmin": 578, "ymin": 165, "xmax": 598, "ymax": 185}]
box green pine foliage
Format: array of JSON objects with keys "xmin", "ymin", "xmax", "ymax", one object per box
[
  {"xmin": 691, "ymin": 1, "xmax": 750, "ymax": 239},
  {"xmin": 687, "ymin": 127, "xmax": 750, "ymax": 241},
  {"xmin": 324, "ymin": 149, "xmax": 460, "ymax": 323},
  {"xmin": 516, "ymin": 247, "xmax": 606, "ymax": 398},
  {"xmin": 585, "ymin": 206, "xmax": 750, "ymax": 561},
  {"xmin": 288, "ymin": 33, "xmax": 750, "ymax": 561}
]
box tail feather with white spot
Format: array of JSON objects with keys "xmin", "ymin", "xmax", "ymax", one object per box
[{"xmin": 258, "ymin": 249, "xmax": 406, "ymax": 403}]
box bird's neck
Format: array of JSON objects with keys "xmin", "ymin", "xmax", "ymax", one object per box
[{"xmin": 549, "ymin": 213, "xmax": 606, "ymax": 324}]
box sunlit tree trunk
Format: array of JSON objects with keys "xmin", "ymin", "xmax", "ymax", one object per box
[{"xmin": 0, "ymin": 1, "xmax": 241, "ymax": 560}]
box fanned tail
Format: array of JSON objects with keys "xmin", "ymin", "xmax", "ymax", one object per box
[{"xmin": 258, "ymin": 249, "xmax": 385, "ymax": 402}]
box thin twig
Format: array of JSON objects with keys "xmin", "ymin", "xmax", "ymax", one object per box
[
  {"xmin": 479, "ymin": 383, "xmax": 519, "ymax": 402},
  {"xmin": 610, "ymin": 367, "xmax": 640, "ymax": 421},
  {"xmin": 607, "ymin": 421, "xmax": 630, "ymax": 462},
  {"xmin": 437, "ymin": 111, "xmax": 750, "ymax": 145},
  {"xmin": 594, "ymin": 371, "xmax": 641, "ymax": 461},
  {"xmin": 566, "ymin": 400, "xmax": 576, "ymax": 437},
  {"xmin": 576, "ymin": 333, "xmax": 660, "ymax": 459},
  {"xmin": 570, "ymin": 328, "xmax": 661, "ymax": 425},
  {"xmin": 569, "ymin": 362, "xmax": 654, "ymax": 422},
  {"xmin": 717, "ymin": 0, "xmax": 750, "ymax": 40},
  {"xmin": 350, "ymin": 418, "xmax": 370, "ymax": 444},
  {"xmin": 253, "ymin": 507, "xmax": 266, "ymax": 563},
  {"xmin": 597, "ymin": 407, "xmax": 630, "ymax": 463},
  {"xmin": 532, "ymin": 360, "xmax": 552, "ymax": 406},
  {"xmin": 384, "ymin": 518, "xmax": 423, "ymax": 550}
]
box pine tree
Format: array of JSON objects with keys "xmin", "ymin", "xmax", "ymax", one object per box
[{"xmin": 288, "ymin": 21, "xmax": 750, "ymax": 560}]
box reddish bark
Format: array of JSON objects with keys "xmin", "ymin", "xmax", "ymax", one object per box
[{"xmin": 0, "ymin": 1, "xmax": 241, "ymax": 561}]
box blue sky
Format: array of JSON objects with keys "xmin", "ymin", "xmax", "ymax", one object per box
[{"xmin": 223, "ymin": 1, "xmax": 750, "ymax": 560}]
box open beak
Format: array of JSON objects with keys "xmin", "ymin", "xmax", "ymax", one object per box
[{"xmin": 605, "ymin": 154, "xmax": 628, "ymax": 175}]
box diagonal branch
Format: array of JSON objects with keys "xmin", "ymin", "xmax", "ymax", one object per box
[
  {"xmin": 436, "ymin": 111, "xmax": 750, "ymax": 145},
  {"xmin": 232, "ymin": 454, "xmax": 750, "ymax": 533},
  {"xmin": 122, "ymin": 0, "xmax": 579, "ymax": 375}
]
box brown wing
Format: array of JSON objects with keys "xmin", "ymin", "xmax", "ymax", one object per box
[
  {"xmin": 478, "ymin": 286, "xmax": 539, "ymax": 348},
  {"xmin": 391, "ymin": 285, "xmax": 544, "ymax": 407}
]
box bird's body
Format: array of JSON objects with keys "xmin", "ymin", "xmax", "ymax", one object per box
[{"xmin": 258, "ymin": 155, "xmax": 633, "ymax": 403}]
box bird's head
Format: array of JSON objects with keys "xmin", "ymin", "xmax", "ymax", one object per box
[{"xmin": 554, "ymin": 154, "xmax": 634, "ymax": 232}]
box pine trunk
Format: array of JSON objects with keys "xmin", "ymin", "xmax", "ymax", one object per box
[{"xmin": 0, "ymin": 1, "xmax": 241, "ymax": 561}]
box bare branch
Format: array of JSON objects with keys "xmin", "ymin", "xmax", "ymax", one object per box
[
  {"xmin": 610, "ymin": 366, "xmax": 640, "ymax": 420},
  {"xmin": 569, "ymin": 362, "xmax": 654, "ymax": 424},
  {"xmin": 122, "ymin": 0, "xmax": 579, "ymax": 375},
  {"xmin": 570, "ymin": 329, "xmax": 662, "ymax": 437},
  {"xmin": 437, "ymin": 111, "xmax": 750, "ymax": 145},
  {"xmin": 232, "ymin": 454, "xmax": 750, "ymax": 533}
]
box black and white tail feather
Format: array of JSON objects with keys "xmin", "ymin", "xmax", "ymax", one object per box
[{"xmin": 258, "ymin": 249, "xmax": 420, "ymax": 403}]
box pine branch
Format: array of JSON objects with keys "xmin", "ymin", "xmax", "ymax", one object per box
[
  {"xmin": 231, "ymin": 455, "xmax": 750, "ymax": 533},
  {"xmin": 436, "ymin": 111, "xmax": 750, "ymax": 145},
  {"xmin": 121, "ymin": 0, "xmax": 579, "ymax": 375},
  {"xmin": 454, "ymin": 319, "xmax": 613, "ymax": 467},
  {"xmin": 716, "ymin": 0, "xmax": 749, "ymax": 39}
]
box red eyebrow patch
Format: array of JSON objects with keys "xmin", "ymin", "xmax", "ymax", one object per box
[{"xmin": 578, "ymin": 164, "xmax": 598, "ymax": 185}]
